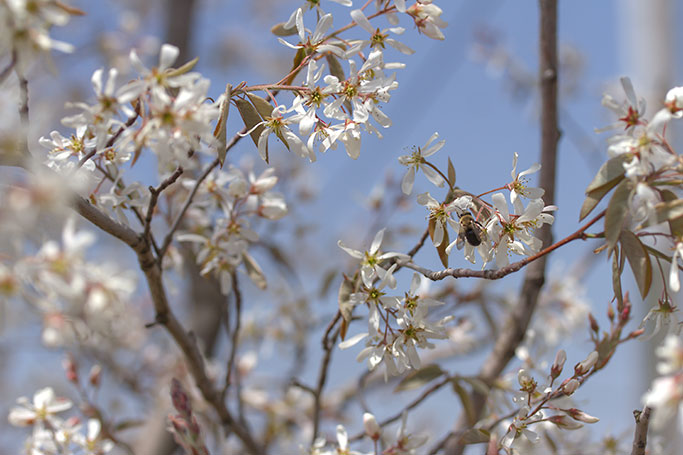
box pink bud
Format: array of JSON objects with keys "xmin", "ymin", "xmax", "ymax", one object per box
[
  {"xmin": 564, "ymin": 408, "xmax": 599, "ymax": 423},
  {"xmin": 549, "ymin": 414, "xmax": 583, "ymax": 430}
]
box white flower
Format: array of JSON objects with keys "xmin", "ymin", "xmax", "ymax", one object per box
[
  {"xmin": 338, "ymin": 228, "xmax": 408, "ymax": 288},
  {"xmin": 406, "ymin": 1, "xmax": 448, "ymax": 40},
  {"xmin": 508, "ymin": 152, "xmax": 544, "ymax": 205},
  {"xmin": 245, "ymin": 104, "xmax": 315, "ymax": 163},
  {"xmin": 73, "ymin": 419, "xmax": 115, "ymax": 455},
  {"xmin": 655, "ymin": 335, "xmax": 683, "ymax": 375},
  {"xmin": 398, "ymin": 132, "xmax": 446, "ymax": 194},
  {"xmin": 349, "ymin": 9, "xmax": 415, "ymax": 56},
  {"xmin": 279, "ymin": 10, "xmax": 345, "ymax": 57},
  {"xmin": 665, "ymin": 86, "xmax": 683, "ymax": 118},
  {"xmin": 8, "ymin": 387, "xmax": 72, "ymax": 427},
  {"xmin": 488, "ymin": 193, "xmax": 555, "ymax": 267},
  {"xmin": 416, "ymin": 192, "xmax": 469, "ymax": 247},
  {"xmin": 644, "ymin": 374, "xmax": 683, "ymax": 432},
  {"xmin": 599, "ymin": 76, "xmax": 646, "ymax": 132}
]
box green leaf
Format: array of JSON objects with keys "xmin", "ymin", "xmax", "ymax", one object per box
[
  {"xmin": 271, "ymin": 22, "xmax": 298, "ymax": 36},
  {"xmin": 460, "ymin": 377, "xmax": 489, "ymax": 395},
  {"xmin": 246, "ymin": 93, "xmax": 275, "ymax": 120},
  {"xmin": 451, "ymin": 379, "xmax": 476, "ymax": 426},
  {"xmin": 585, "ymin": 154, "xmax": 629, "ymax": 194},
  {"xmin": 394, "ymin": 364, "xmax": 445, "ymax": 392},
  {"xmin": 234, "ymin": 98, "xmax": 266, "ymax": 154},
  {"xmin": 242, "ymin": 252, "xmax": 267, "ymax": 290},
  {"xmin": 447, "ymin": 157, "xmax": 456, "ymax": 187},
  {"xmin": 460, "ymin": 428, "xmax": 490, "ymax": 445},
  {"xmin": 214, "ymin": 84, "xmax": 231, "ymax": 166},
  {"xmin": 605, "ymin": 179, "xmax": 633, "ymax": 250},
  {"xmin": 619, "ymin": 230, "xmax": 653, "ymax": 299}
]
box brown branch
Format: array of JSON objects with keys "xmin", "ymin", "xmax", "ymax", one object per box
[
  {"xmin": 445, "ymin": 1, "xmax": 559, "ymax": 453},
  {"xmin": 311, "ymin": 311, "xmax": 342, "ymax": 444},
  {"xmin": 73, "ymin": 195, "xmax": 264, "ymax": 455},
  {"xmin": 221, "ymin": 271, "xmax": 243, "ymax": 401},
  {"xmin": 631, "ymin": 406, "xmax": 652, "ymax": 455}
]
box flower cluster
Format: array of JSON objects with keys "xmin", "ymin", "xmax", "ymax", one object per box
[
  {"xmin": 177, "ymin": 166, "xmax": 287, "ymax": 295},
  {"xmin": 15, "ymin": 218, "xmax": 141, "ymax": 349},
  {"xmin": 0, "ymin": 0, "xmax": 82, "ymax": 70},
  {"xmin": 338, "ymin": 228, "xmax": 451, "ymax": 378},
  {"xmin": 9, "ymin": 387, "xmax": 114, "ymax": 455}
]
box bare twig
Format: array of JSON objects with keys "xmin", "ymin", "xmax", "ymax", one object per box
[
  {"xmin": 0, "ymin": 52, "xmax": 16, "ymax": 84},
  {"xmin": 631, "ymin": 406, "xmax": 652, "ymax": 455},
  {"xmin": 311, "ymin": 311, "xmax": 342, "ymax": 444},
  {"xmin": 144, "ymin": 166, "xmax": 184, "ymax": 240}
]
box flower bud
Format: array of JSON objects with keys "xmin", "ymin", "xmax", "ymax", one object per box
[
  {"xmin": 363, "ymin": 412, "xmax": 381, "ymax": 440},
  {"xmin": 563, "ymin": 378, "xmax": 580, "ymax": 395},
  {"xmin": 564, "ymin": 408, "xmax": 599, "ymax": 423},
  {"xmin": 549, "ymin": 414, "xmax": 583, "ymax": 430},
  {"xmin": 574, "ymin": 351, "xmax": 598, "ymax": 375},
  {"xmin": 588, "ymin": 313, "xmax": 599, "ymax": 333},
  {"xmin": 550, "ymin": 349, "xmax": 566, "ymax": 379}
]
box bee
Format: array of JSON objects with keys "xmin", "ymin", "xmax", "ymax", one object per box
[{"xmin": 456, "ymin": 213, "xmax": 484, "ymax": 249}]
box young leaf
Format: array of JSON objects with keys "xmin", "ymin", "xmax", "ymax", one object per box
[
  {"xmin": 460, "ymin": 429, "xmax": 490, "ymax": 445},
  {"xmin": 246, "ymin": 93, "xmax": 275, "ymax": 120},
  {"xmin": 213, "ymin": 84, "xmax": 231, "ymax": 166},
  {"xmin": 585, "ymin": 154, "xmax": 629, "ymax": 194},
  {"xmin": 166, "ymin": 56, "xmax": 199, "ymax": 78},
  {"xmin": 604, "ymin": 179, "xmax": 632, "ymax": 250},
  {"xmin": 242, "ymin": 251, "xmax": 267, "ymax": 290},
  {"xmin": 580, "ymin": 174, "xmax": 623, "ymax": 221},
  {"xmin": 619, "ymin": 230, "xmax": 652, "ymax": 299},
  {"xmin": 271, "ymin": 22, "xmax": 298, "ymax": 36},
  {"xmin": 235, "ymin": 98, "xmax": 265, "ymax": 149},
  {"xmin": 447, "ymin": 157, "xmax": 456, "ymax": 187},
  {"xmin": 611, "ymin": 249, "xmax": 623, "ymax": 307}
]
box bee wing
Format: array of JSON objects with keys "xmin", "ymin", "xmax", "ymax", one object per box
[{"xmin": 456, "ymin": 232, "xmax": 466, "ymax": 250}]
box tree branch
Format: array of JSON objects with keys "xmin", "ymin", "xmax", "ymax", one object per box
[{"xmin": 631, "ymin": 406, "xmax": 652, "ymax": 455}]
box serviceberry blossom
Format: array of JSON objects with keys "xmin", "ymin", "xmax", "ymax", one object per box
[
  {"xmin": 508, "ymin": 152, "xmax": 544, "ymax": 204},
  {"xmin": 665, "ymin": 86, "xmax": 683, "ymax": 118},
  {"xmin": 599, "ymin": 76, "xmax": 646, "ymax": 132},
  {"xmin": 349, "ymin": 9, "xmax": 415, "ymax": 56},
  {"xmin": 488, "ymin": 193, "xmax": 555, "ymax": 268},
  {"xmin": 73, "ymin": 419, "xmax": 114, "ymax": 455},
  {"xmin": 398, "ymin": 132, "xmax": 446, "ymax": 195},
  {"xmin": 279, "ymin": 9, "xmax": 344, "ymax": 57},
  {"xmin": 8, "ymin": 387, "xmax": 72, "ymax": 427},
  {"xmin": 405, "ymin": 1, "xmax": 448, "ymax": 41},
  {"xmin": 0, "ymin": 0, "xmax": 77, "ymax": 69},
  {"xmin": 417, "ymin": 192, "xmax": 474, "ymax": 247},
  {"xmin": 338, "ymin": 228, "xmax": 409, "ymax": 289},
  {"xmin": 246, "ymin": 104, "xmax": 315, "ymax": 163}
]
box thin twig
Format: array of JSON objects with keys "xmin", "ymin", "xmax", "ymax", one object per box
[
  {"xmin": 311, "ymin": 311, "xmax": 342, "ymax": 445},
  {"xmin": 144, "ymin": 166, "xmax": 184, "ymax": 241},
  {"xmin": 78, "ymin": 113, "xmax": 139, "ymax": 169}
]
